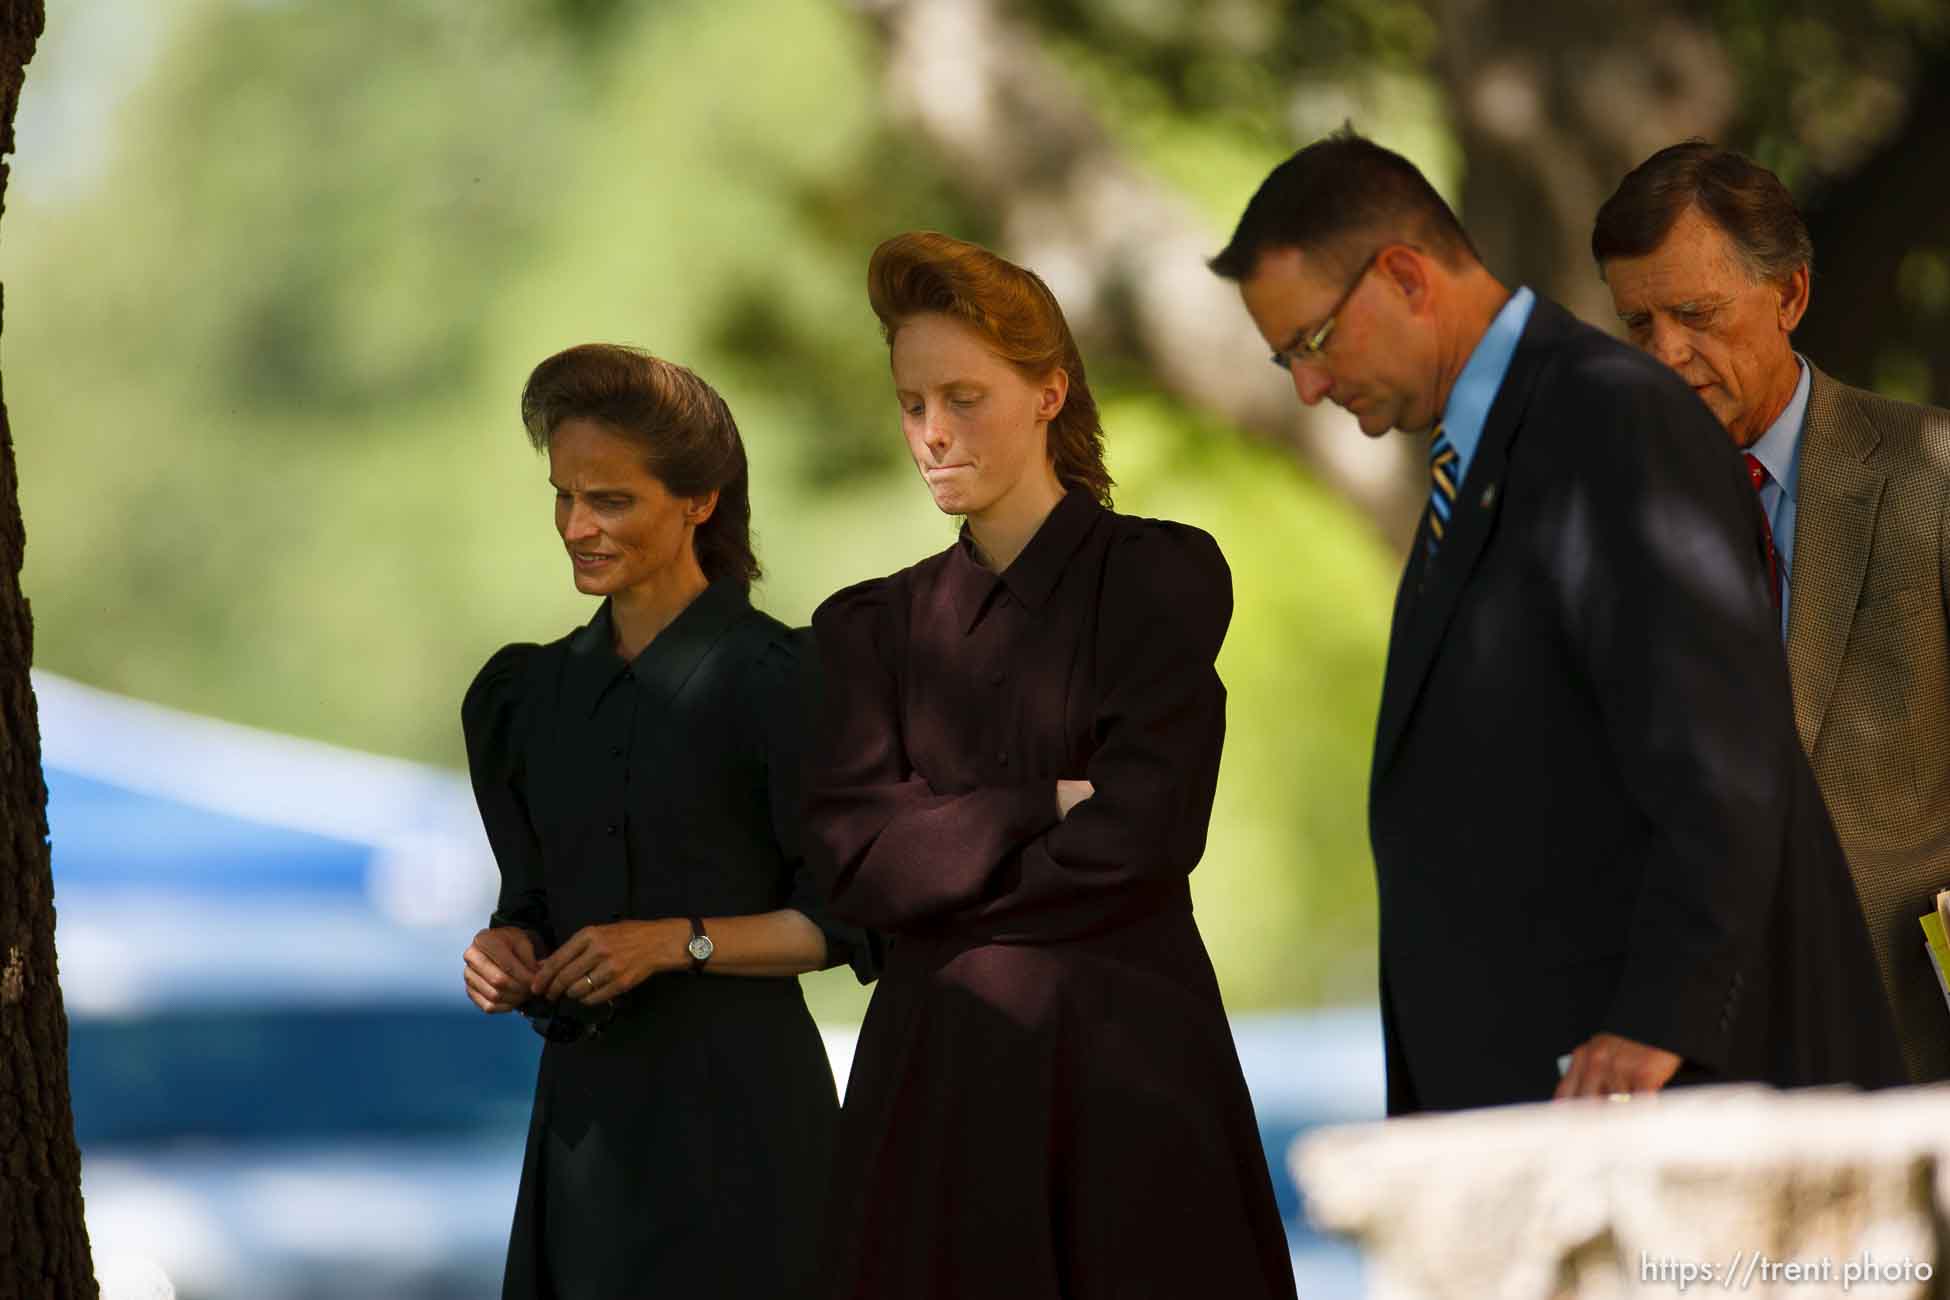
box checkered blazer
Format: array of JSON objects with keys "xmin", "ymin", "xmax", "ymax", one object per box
[{"xmin": 1787, "ymin": 364, "xmax": 1950, "ymax": 1083}]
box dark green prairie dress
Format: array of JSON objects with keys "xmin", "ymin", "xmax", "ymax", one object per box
[{"xmin": 464, "ymin": 581, "xmax": 870, "ymax": 1300}]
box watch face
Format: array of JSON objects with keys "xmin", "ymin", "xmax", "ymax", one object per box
[{"xmin": 687, "ymin": 933, "xmax": 714, "ymax": 962}]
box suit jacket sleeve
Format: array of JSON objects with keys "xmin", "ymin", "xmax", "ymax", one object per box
[
  {"xmin": 1940, "ymin": 474, "xmax": 1949, "ymax": 627},
  {"xmin": 1540, "ymin": 353, "xmax": 1797, "ymax": 1070}
]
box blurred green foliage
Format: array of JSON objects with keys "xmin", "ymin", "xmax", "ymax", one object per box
[
  {"xmin": 5, "ymin": 0, "xmax": 1394, "ymax": 1015},
  {"xmin": 1713, "ymin": 0, "xmax": 1947, "ymax": 183},
  {"xmin": 1024, "ymin": 0, "xmax": 1950, "ymax": 405},
  {"xmin": 1022, "ymin": 0, "xmax": 1950, "ymax": 192},
  {"xmin": 18, "ymin": 0, "xmax": 1944, "ymax": 1020}
]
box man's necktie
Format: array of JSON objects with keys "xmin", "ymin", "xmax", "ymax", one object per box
[
  {"xmin": 1743, "ymin": 452, "xmax": 1782, "ymax": 610},
  {"xmin": 1425, "ymin": 425, "xmax": 1458, "ymax": 562}
]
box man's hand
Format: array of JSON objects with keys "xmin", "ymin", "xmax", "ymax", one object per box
[
  {"xmin": 531, "ymin": 920, "xmax": 687, "ymax": 1006},
  {"xmin": 1554, "ymin": 1032, "xmax": 1683, "ymax": 1099},
  {"xmin": 463, "ymin": 926, "xmax": 540, "ymax": 1013}
]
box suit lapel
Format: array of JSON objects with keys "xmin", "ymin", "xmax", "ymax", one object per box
[
  {"xmin": 1371, "ymin": 300, "xmax": 1558, "ymax": 784},
  {"xmin": 1784, "ymin": 366, "xmax": 1885, "ymax": 753}
]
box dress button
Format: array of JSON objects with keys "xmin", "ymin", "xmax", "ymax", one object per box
[{"xmin": 605, "ymin": 823, "xmax": 618, "ymax": 836}]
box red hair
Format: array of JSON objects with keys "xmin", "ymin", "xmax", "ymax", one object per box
[{"xmin": 867, "ymin": 231, "xmax": 1112, "ymax": 506}]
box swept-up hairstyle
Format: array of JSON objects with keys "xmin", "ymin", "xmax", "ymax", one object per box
[
  {"xmin": 867, "ymin": 231, "xmax": 1112, "ymax": 507},
  {"xmin": 520, "ymin": 343, "xmax": 760, "ymax": 588}
]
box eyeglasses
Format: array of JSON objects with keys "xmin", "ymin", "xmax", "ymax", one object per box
[
  {"xmin": 1269, "ymin": 249, "xmax": 1383, "ymax": 371},
  {"xmin": 520, "ymin": 996, "xmax": 617, "ymax": 1044}
]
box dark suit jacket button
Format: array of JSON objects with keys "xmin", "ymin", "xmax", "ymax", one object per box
[{"xmin": 605, "ymin": 824, "xmax": 618, "ymax": 836}]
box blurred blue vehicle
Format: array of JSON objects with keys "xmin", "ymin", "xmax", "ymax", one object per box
[
  {"xmin": 45, "ymin": 670, "xmax": 1379, "ymax": 1299},
  {"xmin": 1236, "ymin": 1009, "xmax": 1382, "ymax": 1297},
  {"xmin": 43, "ymin": 670, "xmax": 537, "ymax": 1300}
]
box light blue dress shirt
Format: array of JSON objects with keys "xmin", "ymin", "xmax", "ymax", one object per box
[
  {"xmin": 1439, "ymin": 287, "xmax": 1536, "ymax": 494},
  {"xmin": 1744, "ymin": 357, "xmax": 1810, "ymax": 640}
]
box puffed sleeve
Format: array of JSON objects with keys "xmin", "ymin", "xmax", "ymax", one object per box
[
  {"xmin": 750, "ymin": 627, "xmax": 881, "ymax": 983},
  {"xmin": 970, "ymin": 518, "xmax": 1230, "ymax": 927},
  {"xmin": 803, "ymin": 578, "xmax": 1065, "ymax": 932},
  {"xmin": 462, "ymin": 643, "xmax": 554, "ymax": 948}
]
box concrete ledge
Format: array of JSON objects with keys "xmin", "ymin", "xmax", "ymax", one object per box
[{"xmin": 1293, "ymin": 1085, "xmax": 1950, "ymax": 1299}]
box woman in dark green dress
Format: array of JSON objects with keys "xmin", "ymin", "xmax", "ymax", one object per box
[{"xmin": 461, "ymin": 343, "xmax": 870, "ymax": 1300}]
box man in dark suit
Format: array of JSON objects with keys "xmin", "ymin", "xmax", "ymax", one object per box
[{"xmin": 1209, "ymin": 128, "xmax": 1905, "ymax": 1114}]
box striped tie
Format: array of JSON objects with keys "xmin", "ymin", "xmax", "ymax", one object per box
[{"xmin": 1425, "ymin": 424, "xmax": 1458, "ymax": 561}]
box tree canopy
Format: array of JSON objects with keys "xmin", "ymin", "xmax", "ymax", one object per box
[{"xmin": 7, "ymin": 0, "xmax": 1943, "ymax": 1015}]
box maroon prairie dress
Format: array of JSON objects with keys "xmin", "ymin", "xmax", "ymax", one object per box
[{"xmin": 805, "ymin": 489, "xmax": 1296, "ymax": 1300}]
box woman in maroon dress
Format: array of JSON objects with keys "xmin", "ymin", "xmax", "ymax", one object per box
[{"xmin": 805, "ymin": 232, "xmax": 1296, "ymax": 1299}]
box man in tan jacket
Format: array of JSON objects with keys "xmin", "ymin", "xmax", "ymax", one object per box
[{"xmin": 1593, "ymin": 141, "xmax": 1950, "ymax": 1083}]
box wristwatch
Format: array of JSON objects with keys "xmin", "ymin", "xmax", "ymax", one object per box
[{"xmin": 686, "ymin": 916, "xmax": 714, "ymax": 972}]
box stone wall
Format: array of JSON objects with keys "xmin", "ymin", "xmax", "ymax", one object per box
[{"xmin": 1294, "ymin": 1085, "xmax": 1950, "ymax": 1299}]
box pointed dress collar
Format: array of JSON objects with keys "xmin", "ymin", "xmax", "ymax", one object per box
[
  {"xmin": 560, "ymin": 580, "xmax": 752, "ymax": 717},
  {"xmin": 944, "ymin": 488, "xmax": 1105, "ymax": 634}
]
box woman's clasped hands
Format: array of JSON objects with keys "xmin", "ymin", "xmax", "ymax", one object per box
[
  {"xmin": 465, "ymin": 919, "xmax": 690, "ymax": 1013},
  {"xmin": 531, "ymin": 920, "xmax": 691, "ymax": 1005}
]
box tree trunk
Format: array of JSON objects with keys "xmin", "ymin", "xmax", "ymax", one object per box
[
  {"xmin": 1794, "ymin": 57, "xmax": 1950, "ymax": 407},
  {"xmin": 1425, "ymin": 0, "xmax": 1739, "ymax": 327},
  {"xmin": 0, "ymin": 4, "xmax": 92, "ymax": 1299},
  {"xmin": 853, "ymin": 0, "xmax": 1430, "ymax": 548}
]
